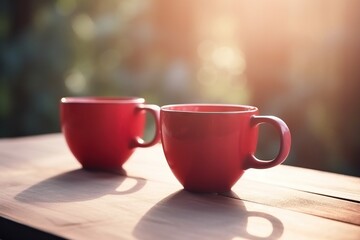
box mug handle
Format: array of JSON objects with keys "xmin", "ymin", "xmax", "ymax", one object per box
[
  {"xmin": 132, "ymin": 104, "xmax": 161, "ymax": 148},
  {"xmin": 245, "ymin": 115, "xmax": 291, "ymax": 169}
]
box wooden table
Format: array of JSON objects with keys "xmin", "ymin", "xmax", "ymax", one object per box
[{"xmin": 0, "ymin": 134, "xmax": 359, "ymax": 239}]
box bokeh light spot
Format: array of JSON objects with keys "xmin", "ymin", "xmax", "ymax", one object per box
[
  {"xmin": 212, "ymin": 46, "xmax": 235, "ymax": 68},
  {"xmin": 65, "ymin": 70, "xmax": 87, "ymax": 94},
  {"xmin": 211, "ymin": 46, "xmax": 246, "ymax": 74},
  {"xmin": 72, "ymin": 14, "xmax": 95, "ymax": 41}
]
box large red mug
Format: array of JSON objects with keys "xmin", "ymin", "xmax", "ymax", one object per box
[
  {"xmin": 160, "ymin": 104, "xmax": 291, "ymax": 193},
  {"xmin": 61, "ymin": 97, "xmax": 160, "ymax": 171}
]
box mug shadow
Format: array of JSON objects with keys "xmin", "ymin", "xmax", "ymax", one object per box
[
  {"xmin": 133, "ymin": 190, "xmax": 284, "ymax": 240},
  {"xmin": 15, "ymin": 168, "xmax": 146, "ymax": 203}
]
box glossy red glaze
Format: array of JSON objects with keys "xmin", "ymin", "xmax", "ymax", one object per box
[
  {"xmin": 160, "ymin": 104, "xmax": 291, "ymax": 193},
  {"xmin": 61, "ymin": 97, "xmax": 160, "ymax": 171}
]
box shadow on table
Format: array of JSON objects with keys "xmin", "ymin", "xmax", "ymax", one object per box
[
  {"xmin": 15, "ymin": 168, "xmax": 146, "ymax": 203},
  {"xmin": 133, "ymin": 190, "xmax": 283, "ymax": 240}
]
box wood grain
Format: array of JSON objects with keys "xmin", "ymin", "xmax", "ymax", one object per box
[{"xmin": 1, "ymin": 134, "xmax": 360, "ymax": 239}]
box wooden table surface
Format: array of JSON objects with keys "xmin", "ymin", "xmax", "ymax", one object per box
[{"xmin": 0, "ymin": 134, "xmax": 359, "ymax": 239}]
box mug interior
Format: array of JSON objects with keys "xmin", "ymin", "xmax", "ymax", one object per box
[
  {"xmin": 61, "ymin": 97, "xmax": 144, "ymax": 104},
  {"xmin": 161, "ymin": 104, "xmax": 257, "ymax": 113}
]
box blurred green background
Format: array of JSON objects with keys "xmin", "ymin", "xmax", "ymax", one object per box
[{"xmin": 1, "ymin": 0, "xmax": 359, "ymax": 176}]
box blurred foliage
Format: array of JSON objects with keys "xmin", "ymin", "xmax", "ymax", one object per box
[{"xmin": 1, "ymin": 0, "xmax": 360, "ymax": 176}]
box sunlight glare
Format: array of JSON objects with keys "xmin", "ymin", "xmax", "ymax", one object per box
[{"xmin": 211, "ymin": 46, "xmax": 246, "ymax": 74}]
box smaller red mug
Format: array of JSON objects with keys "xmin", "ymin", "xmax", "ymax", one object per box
[
  {"xmin": 160, "ymin": 104, "xmax": 291, "ymax": 193},
  {"xmin": 60, "ymin": 97, "xmax": 160, "ymax": 171}
]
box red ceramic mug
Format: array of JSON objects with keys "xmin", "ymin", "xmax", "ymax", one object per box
[
  {"xmin": 160, "ymin": 104, "xmax": 291, "ymax": 193},
  {"xmin": 61, "ymin": 97, "xmax": 160, "ymax": 171}
]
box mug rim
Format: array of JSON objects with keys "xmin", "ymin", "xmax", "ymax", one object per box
[
  {"xmin": 161, "ymin": 104, "xmax": 258, "ymax": 114},
  {"xmin": 61, "ymin": 96, "xmax": 145, "ymax": 104}
]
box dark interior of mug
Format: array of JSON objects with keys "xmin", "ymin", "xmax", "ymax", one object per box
[{"xmin": 162, "ymin": 104, "xmax": 257, "ymax": 113}]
